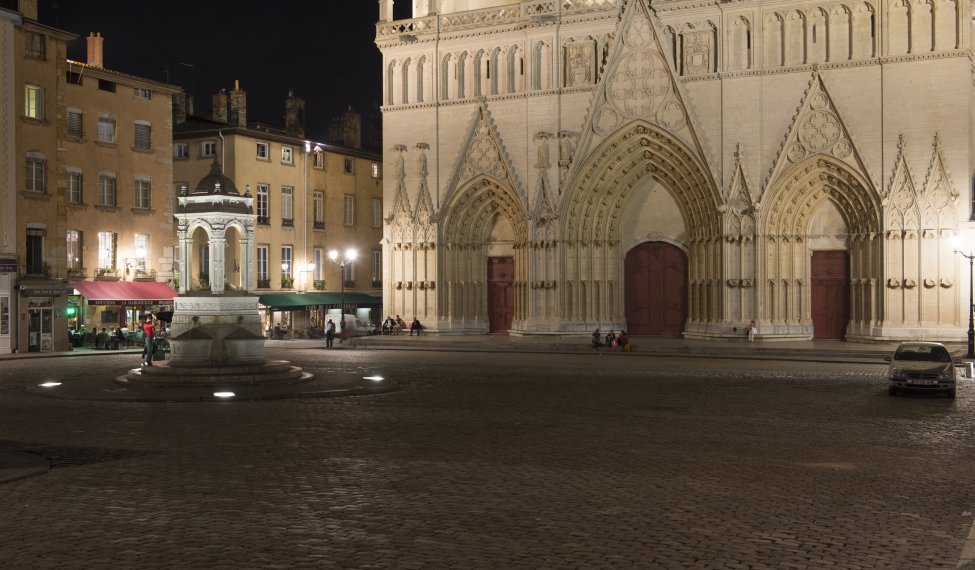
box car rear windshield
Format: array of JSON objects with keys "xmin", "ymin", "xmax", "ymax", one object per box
[{"xmin": 895, "ymin": 346, "xmax": 951, "ymax": 362}]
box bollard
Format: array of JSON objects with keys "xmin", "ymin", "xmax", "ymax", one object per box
[{"xmin": 968, "ymin": 362, "xmax": 974, "ymax": 379}]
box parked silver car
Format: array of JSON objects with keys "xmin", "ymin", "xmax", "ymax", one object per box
[{"xmin": 885, "ymin": 342, "xmax": 958, "ymax": 399}]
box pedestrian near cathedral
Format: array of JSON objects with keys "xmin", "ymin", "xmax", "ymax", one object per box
[
  {"xmin": 325, "ymin": 319, "xmax": 336, "ymax": 348},
  {"xmin": 410, "ymin": 317, "xmax": 422, "ymax": 336},
  {"xmin": 747, "ymin": 320, "xmax": 758, "ymax": 342}
]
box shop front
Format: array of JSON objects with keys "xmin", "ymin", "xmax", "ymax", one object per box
[
  {"xmin": 0, "ymin": 257, "xmax": 15, "ymax": 354},
  {"xmin": 71, "ymin": 281, "xmax": 177, "ymax": 334},
  {"xmin": 18, "ymin": 281, "xmax": 73, "ymax": 353},
  {"xmin": 258, "ymin": 292, "xmax": 381, "ymax": 339}
]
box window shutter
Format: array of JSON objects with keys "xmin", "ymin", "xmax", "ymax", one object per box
[
  {"xmin": 134, "ymin": 123, "xmax": 151, "ymax": 150},
  {"xmin": 67, "ymin": 111, "xmax": 83, "ymax": 138}
]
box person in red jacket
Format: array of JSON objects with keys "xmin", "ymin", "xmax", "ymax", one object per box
[{"xmin": 142, "ymin": 315, "xmax": 156, "ymax": 367}]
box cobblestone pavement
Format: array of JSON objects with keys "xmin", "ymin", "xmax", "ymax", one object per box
[{"xmin": 1, "ymin": 348, "xmax": 974, "ymax": 569}]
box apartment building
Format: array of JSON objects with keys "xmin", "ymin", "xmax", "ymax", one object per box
[
  {"xmin": 0, "ymin": 0, "xmax": 178, "ymax": 353},
  {"xmin": 173, "ymin": 84, "xmax": 384, "ymax": 332}
]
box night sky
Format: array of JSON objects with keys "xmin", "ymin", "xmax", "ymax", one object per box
[{"xmin": 40, "ymin": 1, "xmax": 415, "ymax": 142}]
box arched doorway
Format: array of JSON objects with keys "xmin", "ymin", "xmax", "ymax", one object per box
[
  {"xmin": 811, "ymin": 250, "xmax": 850, "ymax": 339},
  {"xmin": 624, "ymin": 242, "xmax": 687, "ymax": 335}
]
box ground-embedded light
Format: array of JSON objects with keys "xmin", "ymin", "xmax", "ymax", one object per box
[
  {"xmin": 213, "ymin": 391, "xmax": 236, "ymax": 398},
  {"xmin": 39, "ymin": 382, "xmax": 62, "ymax": 388},
  {"xmin": 363, "ymin": 376, "xmax": 384, "ymax": 382}
]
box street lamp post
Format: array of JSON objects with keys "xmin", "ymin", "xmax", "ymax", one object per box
[
  {"xmin": 329, "ymin": 248, "xmax": 357, "ymax": 326},
  {"xmin": 951, "ymin": 236, "xmax": 975, "ymax": 358}
]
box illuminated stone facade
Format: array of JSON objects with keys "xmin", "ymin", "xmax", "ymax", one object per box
[{"xmin": 377, "ymin": 0, "xmax": 975, "ymax": 340}]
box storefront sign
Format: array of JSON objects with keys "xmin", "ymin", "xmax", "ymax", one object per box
[
  {"xmin": 21, "ymin": 287, "xmax": 69, "ymax": 297},
  {"xmin": 0, "ymin": 258, "xmax": 16, "ymax": 273}
]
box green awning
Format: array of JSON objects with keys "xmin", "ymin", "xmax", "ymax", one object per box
[{"xmin": 258, "ymin": 292, "xmax": 382, "ymax": 310}]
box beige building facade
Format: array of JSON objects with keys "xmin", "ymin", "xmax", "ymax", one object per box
[
  {"xmin": 377, "ymin": 0, "xmax": 975, "ymax": 340},
  {"xmin": 0, "ymin": 0, "xmax": 178, "ymax": 354},
  {"xmin": 173, "ymin": 86, "xmax": 385, "ymax": 331}
]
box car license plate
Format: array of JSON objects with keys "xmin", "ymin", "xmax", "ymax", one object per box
[{"xmin": 909, "ymin": 379, "xmax": 937, "ymax": 385}]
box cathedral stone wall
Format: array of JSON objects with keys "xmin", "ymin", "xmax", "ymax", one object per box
[{"xmin": 379, "ymin": 0, "xmax": 975, "ymax": 340}]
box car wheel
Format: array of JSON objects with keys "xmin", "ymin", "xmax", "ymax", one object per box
[
  {"xmin": 888, "ymin": 387, "xmax": 897, "ymax": 396},
  {"xmin": 947, "ymin": 389, "xmax": 956, "ymax": 399}
]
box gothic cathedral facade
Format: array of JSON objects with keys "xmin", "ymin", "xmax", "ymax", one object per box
[{"xmin": 377, "ymin": 0, "xmax": 974, "ymax": 340}]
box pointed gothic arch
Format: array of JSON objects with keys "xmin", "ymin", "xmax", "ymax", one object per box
[
  {"xmin": 760, "ymin": 155, "xmax": 883, "ymax": 338},
  {"xmin": 439, "ymin": 176, "xmax": 529, "ymax": 331}
]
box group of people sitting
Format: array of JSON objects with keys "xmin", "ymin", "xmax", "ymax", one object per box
[
  {"xmin": 381, "ymin": 315, "xmax": 424, "ymax": 336},
  {"xmin": 591, "ymin": 328, "xmax": 631, "ymax": 352},
  {"xmin": 71, "ymin": 325, "xmax": 128, "ymax": 349}
]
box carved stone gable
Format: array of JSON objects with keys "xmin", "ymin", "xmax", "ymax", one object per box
[
  {"xmin": 883, "ymin": 135, "xmax": 919, "ymax": 231},
  {"xmin": 445, "ymin": 102, "xmax": 523, "ymax": 207},
  {"xmin": 765, "ymin": 72, "xmax": 876, "ymax": 199},
  {"xmin": 921, "ymin": 133, "xmax": 959, "ymax": 229}
]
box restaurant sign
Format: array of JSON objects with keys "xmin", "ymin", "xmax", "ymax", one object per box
[{"xmin": 0, "ymin": 258, "xmax": 16, "ymax": 273}]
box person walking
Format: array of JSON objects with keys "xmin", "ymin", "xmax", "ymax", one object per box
[
  {"xmin": 591, "ymin": 328, "xmax": 602, "ymax": 351},
  {"xmin": 142, "ymin": 315, "xmax": 156, "ymax": 366},
  {"xmin": 325, "ymin": 319, "xmax": 336, "ymax": 348}
]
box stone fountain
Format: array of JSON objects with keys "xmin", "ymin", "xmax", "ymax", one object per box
[{"xmin": 118, "ymin": 160, "xmax": 310, "ymax": 388}]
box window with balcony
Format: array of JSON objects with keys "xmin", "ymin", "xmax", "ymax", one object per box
[
  {"xmin": 257, "ymin": 184, "xmax": 269, "ymax": 225},
  {"xmin": 281, "ymin": 186, "xmax": 294, "ymax": 226},
  {"xmin": 24, "ymin": 85, "xmax": 43, "ymax": 120},
  {"xmin": 25, "ymin": 152, "xmax": 45, "ymax": 193},
  {"xmin": 281, "ymin": 245, "xmax": 293, "ymax": 288},
  {"xmin": 313, "ymin": 191, "xmax": 324, "ymax": 229},
  {"xmin": 257, "ymin": 246, "xmax": 269, "ymax": 287},
  {"xmin": 67, "ymin": 230, "xmax": 82, "ymax": 270},
  {"xmin": 97, "ymin": 231, "xmax": 116, "ymax": 271},
  {"xmin": 26, "ymin": 226, "xmax": 45, "ymax": 275}
]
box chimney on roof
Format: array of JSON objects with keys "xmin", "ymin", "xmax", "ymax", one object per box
[
  {"xmin": 86, "ymin": 33, "xmax": 104, "ymax": 68},
  {"xmin": 229, "ymin": 80, "xmax": 247, "ymax": 128},
  {"xmin": 212, "ymin": 89, "xmax": 228, "ymax": 123},
  {"xmin": 173, "ymin": 91, "xmax": 188, "ymax": 125},
  {"xmin": 285, "ymin": 90, "xmax": 305, "ymax": 138},
  {"xmin": 18, "ymin": 0, "xmax": 38, "ymax": 20},
  {"xmin": 329, "ymin": 107, "xmax": 362, "ymax": 150}
]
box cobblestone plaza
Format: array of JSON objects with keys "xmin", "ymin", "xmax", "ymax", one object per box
[{"xmin": 1, "ymin": 347, "xmax": 974, "ymax": 568}]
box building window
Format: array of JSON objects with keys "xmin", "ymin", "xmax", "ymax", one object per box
[
  {"xmin": 257, "ymin": 245, "xmax": 269, "ymax": 284},
  {"xmin": 313, "ymin": 191, "xmax": 324, "ymax": 229},
  {"xmin": 281, "ymin": 246, "xmax": 293, "ymax": 279},
  {"xmin": 134, "ymin": 234, "xmax": 149, "ymax": 267},
  {"xmin": 26, "ymin": 226, "xmax": 45, "ymax": 275},
  {"xmin": 281, "ymin": 186, "xmax": 294, "ymax": 225},
  {"xmin": 314, "ymin": 249, "xmax": 323, "ymax": 281},
  {"xmin": 371, "ymin": 162, "xmax": 381, "ymax": 178},
  {"xmin": 67, "ymin": 169, "xmax": 83, "ymax": 204},
  {"xmin": 66, "ymin": 70, "xmax": 83, "ymax": 85},
  {"xmin": 97, "ymin": 114, "xmax": 116, "ymax": 144},
  {"xmin": 66, "ymin": 109, "xmax": 83, "ymax": 139},
  {"xmin": 281, "ymin": 146, "xmax": 293, "ymax": 164},
  {"xmin": 134, "ymin": 121, "xmax": 151, "ymax": 150},
  {"xmin": 97, "ymin": 231, "xmax": 116, "ymax": 270},
  {"xmin": 174, "ymin": 143, "xmax": 189, "ymax": 159},
  {"xmin": 344, "ymin": 195, "xmax": 355, "ymax": 226},
  {"xmin": 343, "ymin": 262, "xmax": 355, "ymax": 285},
  {"xmin": 25, "ymin": 31, "xmax": 45, "ymax": 59},
  {"xmin": 200, "ymin": 245, "xmax": 210, "ymax": 280},
  {"xmin": 98, "ymin": 79, "xmax": 116, "ymax": 92},
  {"xmin": 134, "ymin": 87, "xmax": 151, "ymax": 100},
  {"xmin": 135, "ymin": 177, "xmax": 151, "ymax": 209},
  {"xmin": 256, "ymin": 142, "xmax": 269, "ymax": 160},
  {"xmin": 371, "ymin": 198, "xmax": 382, "ymax": 228},
  {"xmin": 24, "ymin": 85, "xmax": 43, "ymax": 120},
  {"xmin": 174, "ymin": 181, "xmax": 188, "ymax": 199},
  {"xmin": 98, "ymin": 173, "xmax": 117, "ymax": 206},
  {"xmin": 257, "ymin": 184, "xmax": 269, "ymax": 224},
  {"xmin": 344, "ymin": 158, "xmax": 354, "ymax": 174},
  {"xmin": 201, "ymin": 141, "xmax": 216, "ymax": 157},
  {"xmin": 25, "ymin": 153, "xmax": 45, "ymax": 193},
  {"xmin": 67, "ymin": 230, "xmax": 82, "ymax": 269},
  {"xmin": 372, "ymin": 251, "xmax": 382, "ymax": 286},
  {"xmin": 314, "ymin": 152, "xmax": 324, "ymax": 169}
]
